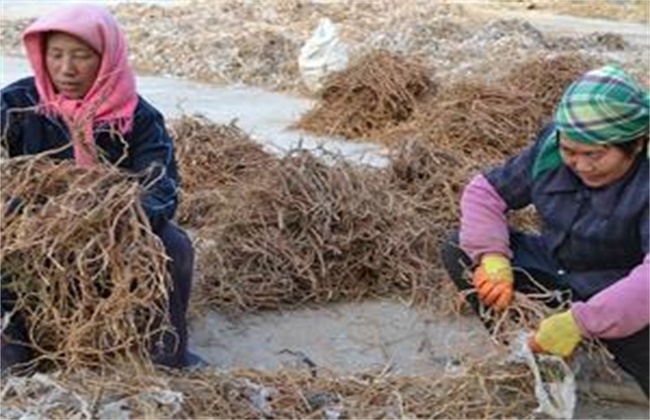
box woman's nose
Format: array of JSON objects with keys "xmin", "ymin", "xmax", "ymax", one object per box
[
  {"xmin": 60, "ymin": 56, "xmax": 76, "ymax": 75},
  {"xmin": 574, "ymin": 156, "xmax": 593, "ymax": 173}
]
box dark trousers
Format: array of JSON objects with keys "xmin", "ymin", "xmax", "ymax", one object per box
[
  {"xmin": 440, "ymin": 230, "xmax": 649, "ymax": 397},
  {"xmin": 1, "ymin": 219, "xmax": 194, "ymax": 370},
  {"xmin": 149, "ymin": 220, "xmax": 194, "ymax": 368}
]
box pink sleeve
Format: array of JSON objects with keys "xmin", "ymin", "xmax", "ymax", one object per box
[
  {"xmin": 459, "ymin": 173, "xmax": 512, "ymax": 263},
  {"xmin": 572, "ymin": 254, "xmax": 650, "ymax": 339}
]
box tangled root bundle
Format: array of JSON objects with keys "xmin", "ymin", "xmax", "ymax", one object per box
[
  {"xmin": 171, "ymin": 115, "xmax": 275, "ymax": 228},
  {"xmin": 295, "ymin": 50, "xmax": 436, "ymax": 140},
  {"xmin": 1, "ymin": 361, "xmax": 538, "ymax": 419},
  {"xmin": 449, "ymin": 260, "xmax": 564, "ymax": 345},
  {"xmin": 196, "ymin": 150, "xmax": 440, "ymax": 312},
  {"xmin": 0, "ymin": 155, "xmax": 171, "ymax": 370},
  {"xmin": 453, "ymin": 265, "xmax": 614, "ymax": 377}
]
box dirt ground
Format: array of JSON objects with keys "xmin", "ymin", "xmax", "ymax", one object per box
[{"xmin": 1, "ymin": 1, "xmax": 649, "ymax": 418}]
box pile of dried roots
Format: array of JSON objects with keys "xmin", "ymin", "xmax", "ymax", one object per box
[
  {"xmin": 296, "ymin": 52, "xmax": 598, "ymax": 170},
  {"xmin": 0, "ymin": 155, "xmax": 171, "ymax": 370},
  {"xmin": 1, "ymin": 360, "xmax": 538, "ymax": 419},
  {"xmin": 387, "ymin": 137, "xmax": 479, "ymax": 226},
  {"xmin": 195, "ymin": 150, "xmax": 441, "ymax": 312},
  {"xmin": 171, "ymin": 115, "xmax": 275, "ymax": 228},
  {"xmin": 380, "ymin": 54, "xmax": 600, "ymax": 233},
  {"xmin": 294, "ymin": 51, "xmax": 436, "ymax": 141},
  {"xmin": 169, "ymin": 117, "xmax": 463, "ymax": 313},
  {"xmin": 504, "ymin": 52, "xmax": 599, "ymax": 114},
  {"xmin": 382, "ymin": 80, "xmax": 544, "ymax": 162}
]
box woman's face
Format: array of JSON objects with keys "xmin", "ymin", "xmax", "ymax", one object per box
[
  {"xmin": 559, "ymin": 135, "xmax": 641, "ymax": 188},
  {"xmin": 45, "ymin": 32, "xmax": 101, "ymax": 99}
]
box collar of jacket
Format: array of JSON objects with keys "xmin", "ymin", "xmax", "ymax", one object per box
[{"xmin": 538, "ymin": 159, "xmax": 643, "ymax": 220}]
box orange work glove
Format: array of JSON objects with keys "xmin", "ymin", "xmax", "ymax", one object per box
[
  {"xmin": 472, "ymin": 253, "xmax": 514, "ymax": 310},
  {"xmin": 528, "ymin": 310, "xmax": 582, "ymax": 358}
]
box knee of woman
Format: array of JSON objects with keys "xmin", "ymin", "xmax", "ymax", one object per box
[
  {"xmin": 156, "ymin": 221, "xmax": 195, "ymax": 260},
  {"xmin": 440, "ymin": 230, "xmax": 461, "ymax": 259}
]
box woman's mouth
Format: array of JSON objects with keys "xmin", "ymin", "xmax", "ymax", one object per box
[
  {"xmin": 577, "ymin": 172, "xmax": 603, "ymax": 187},
  {"xmin": 56, "ymin": 81, "xmax": 84, "ymax": 98},
  {"xmin": 59, "ymin": 81, "xmax": 79, "ymax": 89}
]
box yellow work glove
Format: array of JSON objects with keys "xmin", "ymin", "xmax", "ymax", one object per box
[
  {"xmin": 472, "ymin": 253, "xmax": 514, "ymax": 310},
  {"xmin": 529, "ymin": 310, "xmax": 582, "ymax": 358}
]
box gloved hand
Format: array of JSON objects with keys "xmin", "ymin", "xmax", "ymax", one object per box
[
  {"xmin": 472, "ymin": 253, "xmax": 514, "ymax": 310},
  {"xmin": 529, "ymin": 310, "xmax": 582, "ymax": 358}
]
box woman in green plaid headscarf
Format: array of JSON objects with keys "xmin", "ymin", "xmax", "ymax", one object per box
[
  {"xmin": 533, "ymin": 64, "xmax": 649, "ymax": 179},
  {"xmin": 441, "ymin": 63, "xmax": 650, "ymax": 398}
]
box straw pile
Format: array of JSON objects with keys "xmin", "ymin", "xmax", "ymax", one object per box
[
  {"xmin": 109, "ymin": 1, "xmax": 462, "ymax": 91},
  {"xmin": 0, "ymin": 155, "xmax": 171, "ymax": 370},
  {"xmin": 171, "ymin": 115, "xmax": 275, "ymax": 228},
  {"xmin": 1, "ymin": 360, "xmax": 539, "ymax": 419},
  {"xmin": 196, "ymin": 150, "xmax": 440, "ymax": 312},
  {"xmin": 294, "ymin": 51, "xmax": 436, "ymax": 140}
]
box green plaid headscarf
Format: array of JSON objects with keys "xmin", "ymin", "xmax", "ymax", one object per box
[{"xmin": 533, "ymin": 65, "xmax": 649, "ymax": 179}]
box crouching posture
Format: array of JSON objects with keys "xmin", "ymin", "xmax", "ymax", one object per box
[
  {"xmin": 1, "ymin": 5, "xmax": 202, "ymax": 370},
  {"xmin": 441, "ymin": 65, "xmax": 649, "ymax": 396}
]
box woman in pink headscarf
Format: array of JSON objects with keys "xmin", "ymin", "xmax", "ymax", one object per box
[{"xmin": 1, "ymin": 4, "xmax": 205, "ymax": 371}]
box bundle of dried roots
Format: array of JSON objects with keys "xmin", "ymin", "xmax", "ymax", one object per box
[{"xmin": 1, "ymin": 154, "xmax": 171, "ymax": 370}]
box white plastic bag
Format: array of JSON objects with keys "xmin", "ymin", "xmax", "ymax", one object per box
[
  {"xmin": 510, "ymin": 331, "xmax": 577, "ymax": 420},
  {"xmin": 298, "ymin": 18, "xmax": 349, "ymax": 93}
]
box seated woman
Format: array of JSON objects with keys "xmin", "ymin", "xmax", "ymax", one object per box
[
  {"xmin": 441, "ymin": 65, "xmax": 649, "ymax": 397},
  {"xmin": 1, "ymin": 4, "xmax": 204, "ymax": 370}
]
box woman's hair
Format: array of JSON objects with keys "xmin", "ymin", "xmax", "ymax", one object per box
[
  {"xmin": 44, "ymin": 30, "xmax": 100, "ymax": 55},
  {"xmin": 613, "ymin": 136, "xmax": 648, "ymax": 157}
]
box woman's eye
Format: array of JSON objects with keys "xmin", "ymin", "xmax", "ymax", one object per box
[
  {"xmin": 585, "ymin": 151, "xmax": 604, "ymax": 160},
  {"xmin": 72, "ymin": 53, "xmax": 90, "ymax": 60}
]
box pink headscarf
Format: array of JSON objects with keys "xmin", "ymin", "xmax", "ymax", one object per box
[{"xmin": 22, "ymin": 4, "xmax": 138, "ymax": 167}]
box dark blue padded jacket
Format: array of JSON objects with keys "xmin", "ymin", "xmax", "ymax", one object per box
[
  {"xmin": 1, "ymin": 76, "xmax": 179, "ymax": 230},
  {"xmin": 484, "ymin": 123, "xmax": 648, "ymax": 298}
]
